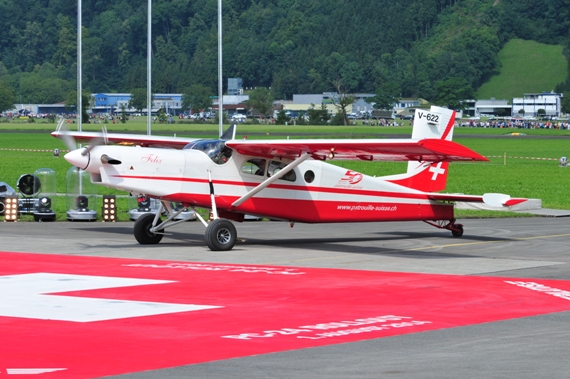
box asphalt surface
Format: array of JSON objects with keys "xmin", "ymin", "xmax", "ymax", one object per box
[{"xmin": 2, "ymin": 217, "xmax": 570, "ymax": 378}]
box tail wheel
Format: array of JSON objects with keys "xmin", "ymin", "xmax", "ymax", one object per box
[
  {"xmin": 205, "ymin": 219, "xmax": 237, "ymax": 251},
  {"xmin": 451, "ymin": 224, "xmax": 464, "ymax": 237},
  {"xmin": 134, "ymin": 213, "xmax": 164, "ymax": 244}
]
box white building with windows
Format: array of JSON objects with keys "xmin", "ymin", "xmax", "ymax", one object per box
[{"xmin": 511, "ymin": 92, "xmax": 563, "ymax": 117}]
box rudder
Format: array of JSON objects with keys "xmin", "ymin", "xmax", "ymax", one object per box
[{"xmin": 387, "ymin": 106, "xmax": 456, "ymax": 192}]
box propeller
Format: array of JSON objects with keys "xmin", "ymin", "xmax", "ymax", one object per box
[
  {"xmin": 55, "ymin": 117, "xmax": 77, "ymax": 152},
  {"xmin": 80, "ymin": 125, "xmax": 107, "ymax": 156},
  {"xmin": 54, "ymin": 119, "xmax": 121, "ymax": 167}
]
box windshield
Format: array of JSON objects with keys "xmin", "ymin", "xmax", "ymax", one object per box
[{"xmin": 183, "ymin": 139, "xmax": 233, "ymax": 164}]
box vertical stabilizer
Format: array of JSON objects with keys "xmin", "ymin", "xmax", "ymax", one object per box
[{"xmin": 386, "ymin": 106, "xmax": 456, "ymax": 192}]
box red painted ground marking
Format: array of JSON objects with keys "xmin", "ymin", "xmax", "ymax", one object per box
[{"xmin": 2, "ymin": 251, "xmax": 570, "ymax": 378}]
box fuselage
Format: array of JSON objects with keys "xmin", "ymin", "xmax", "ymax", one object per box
[{"xmin": 65, "ymin": 144, "xmax": 454, "ymax": 223}]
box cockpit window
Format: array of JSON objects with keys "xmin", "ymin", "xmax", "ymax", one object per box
[
  {"xmin": 242, "ymin": 159, "xmax": 266, "ymax": 176},
  {"xmin": 183, "ymin": 139, "xmax": 233, "ymax": 164},
  {"xmin": 242, "ymin": 159, "xmax": 296, "ymax": 182},
  {"xmin": 268, "ymin": 160, "xmax": 296, "ymax": 182}
]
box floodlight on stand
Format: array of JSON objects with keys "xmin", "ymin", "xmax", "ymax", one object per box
[
  {"xmin": 138, "ymin": 195, "xmax": 151, "ymax": 211},
  {"xmin": 76, "ymin": 195, "xmax": 89, "ymax": 210},
  {"xmin": 102, "ymin": 195, "xmax": 116, "ymax": 222},
  {"xmin": 33, "ymin": 196, "xmax": 56, "ymax": 222},
  {"xmin": 31, "ymin": 168, "xmax": 57, "ymax": 222},
  {"xmin": 66, "ymin": 167, "xmax": 97, "ymax": 221},
  {"xmin": 4, "ymin": 196, "xmax": 19, "ymax": 222},
  {"xmin": 128, "ymin": 194, "xmax": 159, "ymax": 220}
]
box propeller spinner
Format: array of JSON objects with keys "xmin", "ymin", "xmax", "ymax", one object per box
[{"xmin": 55, "ymin": 119, "xmax": 121, "ymax": 169}]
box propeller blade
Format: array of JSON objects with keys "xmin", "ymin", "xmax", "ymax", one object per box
[
  {"xmin": 80, "ymin": 136, "xmax": 106, "ymax": 156},
  {"xmin": 56, "ymin": 117, "xmax": 78, "ymax": 151},
  {"xmin": 79, "ymin": 125, "xmax": 110, "ymax": 156}
]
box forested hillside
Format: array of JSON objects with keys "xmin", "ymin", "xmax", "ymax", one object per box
[{"xmin": 0, "ymin": 0, "xmax": 569, "ymax": 107}]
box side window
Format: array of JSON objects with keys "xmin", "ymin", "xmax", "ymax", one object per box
[
  {"xmin": 268, "ymin": 161, "xmax": 296, "ymax": 182},
  {"xmin": 242, "ymin": 159, "xmax": 266, "ymax": 176},
  {"xmin": 304, "ymin": 170, "xmax": 315, "ymax": 183}
]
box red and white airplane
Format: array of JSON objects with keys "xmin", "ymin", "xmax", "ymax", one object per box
[{"xmin": 52, "ymin": 106, "xmax": 527, "ymax": 251}]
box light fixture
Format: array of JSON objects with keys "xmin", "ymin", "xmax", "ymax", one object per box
[
  {"xmin": 137, "ymin": 195, "xmax": 151, "ymax": 211},
  {"xmin": 76, "ymin": 195, "xmax": 89, "ymax": 210},
  {"xmin": 4, "ymin": 196, "xmax": 18, "ymax": 222},
  {"xmin": 102, "ymin": 195, "xmax": 116, "ymax": 222},
  {"xmin": 33, "ymin": 196, "xmax": 56, "ymax": 222}
]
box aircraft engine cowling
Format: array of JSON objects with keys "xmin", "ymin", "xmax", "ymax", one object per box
[{"xmin": 71, "ymin": 146, "xmax": 188, "ymax": 197}]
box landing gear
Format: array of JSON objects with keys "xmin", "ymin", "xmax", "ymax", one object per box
[
  {"xmin": 205, "ymin": 218, "xmax": 237, "ymax": 251},
  {"xmin": 134, "ymin": 213, "xmax": 164, "ymax": 244},
  {"xmin": 450, "ymin": 223, "xmax": 464, "ymax": 237},
  {"xmin": 131, "ymin": 198, "xmax": 240, "ymax": 251},
  {"xmin": 423, "ymin": 219, "xmax": 464, "ymax": 237}
]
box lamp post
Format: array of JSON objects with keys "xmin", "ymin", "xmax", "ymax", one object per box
[
  {"xmin": 218, "ymin": 0, "xmax": 223, "ymax": 137},
  {"xmin": 77, "ymin": 0, "xmax": 82, "ymax": 132},
  {"xmin": 147, "ymin": 0, "xmax": 152, "ymax": 135}
]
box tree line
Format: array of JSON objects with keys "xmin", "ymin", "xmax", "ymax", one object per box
[{"xmin": 0, "ymin": 0, "xmax": 569, "ymax": 113}]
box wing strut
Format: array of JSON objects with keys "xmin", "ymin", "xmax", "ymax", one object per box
[{"xmin": 231, "ymin": 153, "xmax": 311, "ymax": 208}]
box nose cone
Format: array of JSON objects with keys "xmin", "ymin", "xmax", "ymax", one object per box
[{"xmin": 64, "ymin": 148, "xmax": 90, "ymax": 170}]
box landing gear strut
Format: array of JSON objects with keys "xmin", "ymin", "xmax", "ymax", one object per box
[
  {"xmin": 134, "ymin": 213, "xmax": 164, "ymax": 244},
  {"xmin": 133, "ymin": 200, "xmax": 190, "ymax": 244},
  {"xmin": 424, "ymin": 219, "xmax": 464, "ymax": 237}
]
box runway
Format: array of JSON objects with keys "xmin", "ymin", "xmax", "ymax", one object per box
[{"xmin": 1, "ymin": 217, "xmax": 570, "ymax": 378}]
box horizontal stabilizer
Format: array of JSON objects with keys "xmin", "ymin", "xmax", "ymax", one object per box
[
  {"xmin": 482, "ymin": 193, "xmax": 512, "ymax": 207},
  {"xmin": 428, "ymin": 192, "xmax": 528, "ymax": 207}
]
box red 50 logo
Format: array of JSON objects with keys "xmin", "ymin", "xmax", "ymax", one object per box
[{"xmin": 340, "ymin": 170, "xmax": 363, "ymax": 185}]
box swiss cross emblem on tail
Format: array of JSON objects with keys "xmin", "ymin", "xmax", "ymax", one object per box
[{"xmin": 429, "ymin": 162, "xmax": 446, "ymax": 181}]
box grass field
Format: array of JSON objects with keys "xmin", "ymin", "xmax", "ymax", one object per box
[
  {"xmin": 476, "ymin": 39, "xmax": 568, "ymax": 100},
  {"xmin": 1, "ymin": 121, "xmax": 569, "ymax": 221}
]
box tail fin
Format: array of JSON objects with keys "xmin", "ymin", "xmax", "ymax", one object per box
[
  {"xmin": 220, "ymin": 122, "xmax": 237, "ymax": 140},
  {"xmin": 387, "ymin": 106, "xmax": 456, "ymax": 192}
]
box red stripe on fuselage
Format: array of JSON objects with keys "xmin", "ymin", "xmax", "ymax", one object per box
[
  {"xmin": 157, "ymin": 193, "xmax": 455, "ymax": 223},
  {"xmin": 110, "ymin": 174, "xmax": 432, "ymax": 201}
]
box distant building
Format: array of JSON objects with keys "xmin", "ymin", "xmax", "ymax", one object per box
[
  {"xmin": 92, "ymin": 93, "xmax": 132, "ymax": 114},
  {"xmin": 212, "ymin": 95, "xmax": 249, "ymax": 116},
  {"xmin": 512, "ymin": 92, "xmax": 563, "ymax": 117},
  {"xmin": 91, "ymin": 93, "xmax": 184, "ymax": 115},
  {"xmin": 462, "ymin": 98, "xmax": 512, "ymax": 117},
  {"xmin": 285, "ymin": 93, "xmax": 341, "ymax": 115},
  {"xmin": 228, "ymin": 78, "xmax": 243, "ymax": 96}
]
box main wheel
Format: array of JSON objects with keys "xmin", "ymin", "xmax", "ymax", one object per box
[
  {"xmin": 451, "ymin": 223, "xmax": 464, "ymax": 237},
  {"xmin": 205, "ymin": 219, "xmax": 237, "ymax": 251},
  {"xmin": 134, "ymin": 213, "xmax": 164, "ymax": 244}
]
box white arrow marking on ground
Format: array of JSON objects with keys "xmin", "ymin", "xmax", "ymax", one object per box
[{"xmin": 0, "ymin": 273, "xmax": 222, "ymax": 322}]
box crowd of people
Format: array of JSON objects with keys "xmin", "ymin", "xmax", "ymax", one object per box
[{"xmin": 457, "ymin": 119, "xmax": 570, "ymax": 129}]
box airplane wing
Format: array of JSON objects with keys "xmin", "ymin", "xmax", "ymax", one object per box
[
  {"xmin": 226, "ymin": 138, "xmax": 488, "ymax": 162},
  {"xmin": 51, "ymin": 130, "xmax": 199, "ymax": 149}
]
